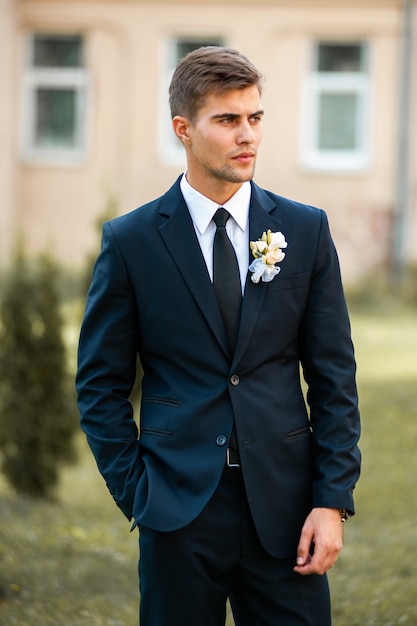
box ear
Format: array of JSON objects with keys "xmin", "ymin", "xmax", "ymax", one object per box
[{"xmin": 172, "ymin": 116, "xmax": 191, "ymax": 145}]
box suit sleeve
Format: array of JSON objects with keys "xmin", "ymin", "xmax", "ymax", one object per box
[
  {"xmin": 299, "ymin": 210, "xmax": 361, "ymax": 514},
  {"xmin": 76, "ymin": 222, "xmax": 144, "ymax": 520}
]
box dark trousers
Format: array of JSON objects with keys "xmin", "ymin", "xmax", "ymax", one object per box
[{"xmin": 138, "ymin": 466, "xmax": 331, "ymax": 626}]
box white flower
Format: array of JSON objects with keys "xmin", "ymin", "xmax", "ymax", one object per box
[
  {"xmin": 249, "ymin": 230, "xmax": 287, "ymax": 283},
  {"xmin": 252, "ymin": 240, "xmax": 268, "ymax": 254},
  {"xmin": 268, "ymin": 231, "xmax": 287, "ymax": 250}
]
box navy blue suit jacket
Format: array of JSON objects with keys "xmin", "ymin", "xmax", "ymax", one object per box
[{"xmin": 76, "ymin": 177, "xmax": 361, "ymax": 558}]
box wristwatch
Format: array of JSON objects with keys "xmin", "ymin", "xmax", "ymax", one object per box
[{"xmin": 339, "ymin": 508, "xmax": 351, "ymax": 522}]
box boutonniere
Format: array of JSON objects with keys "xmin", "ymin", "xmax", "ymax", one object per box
[{"xmin": 249, "ymin": 230, "xmax": 288, "ymax": 283}]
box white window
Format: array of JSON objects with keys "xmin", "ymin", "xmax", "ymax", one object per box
[
  {"xmin": 301, "ymin": 42, "xmax": 371, "ymax": 172},
  {"xmin": 158, "ymin": 37, "xmax": 224, "ymax": 165},
  {"xmin": 21, "ymin": 34, "xmax": 89, "ymax": 164}
]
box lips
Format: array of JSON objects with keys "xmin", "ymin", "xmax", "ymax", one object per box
[{"xmin": 233, "ymin": 152, "xmax": 255, "ymax": 161}]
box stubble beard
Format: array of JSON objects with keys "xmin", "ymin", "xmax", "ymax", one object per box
[{"xmin": 209, "ymin": 160, "xmax": 257, "ymax": 185}]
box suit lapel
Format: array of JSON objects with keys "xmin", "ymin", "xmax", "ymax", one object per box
[
  {"xmin": 232, "ymin": 184, "xmax": 283, "ymax": 367},
  {"xmin": 157, "ymin": 179, "xmax": 283, "ymax": 364},
  {"xmin": 157, "ymin": 180, "xmax": 230, "ymax": 356}
]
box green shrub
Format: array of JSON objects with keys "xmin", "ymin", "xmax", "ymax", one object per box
[{"xmin": 0, "ymin": 248, "xmax": 78, "ymax": 497}]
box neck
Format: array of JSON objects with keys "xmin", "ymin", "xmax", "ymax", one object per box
[{"xmin": 185, "ymin": 173, "xmax": 244, "ymax": 206}]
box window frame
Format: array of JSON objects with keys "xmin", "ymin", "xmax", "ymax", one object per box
[
  {"xmin": 300, "ymin": 40, "xmax": 372, "ymax": 173},
  {"xmin": 21, "ymin": 33, "xmax": 90, "ymax": 165}
]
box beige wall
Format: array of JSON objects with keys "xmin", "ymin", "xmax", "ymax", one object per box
[
  {"xmin": 0, "ymin": 0, "xmax": 17, "ymax": 265},
  {"xmin": 3, "ymin": 0, "xmax": 416, "ymax": 283}
]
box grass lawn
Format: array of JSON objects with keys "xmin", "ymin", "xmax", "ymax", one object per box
[
  {"xmin": 1, "ymin": 304, "xmax": 416, "ymax": 625},
  {"xmin": 328, "ymin": 306, "xmax": 417, "ymax": 626}
]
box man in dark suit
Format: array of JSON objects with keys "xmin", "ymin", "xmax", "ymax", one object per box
[{"xmin": 76, "ymin": 47, "xmax": 361, "ymax": 625}]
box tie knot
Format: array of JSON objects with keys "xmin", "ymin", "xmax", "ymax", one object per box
[{"xmin": 213, "ymin": 207, "xmax": 230, "ymax": 229}]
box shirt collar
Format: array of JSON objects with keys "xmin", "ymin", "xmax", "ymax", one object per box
[{"xmin": 180, "ymin": 173, "xmax": 251, "ymax": 235}]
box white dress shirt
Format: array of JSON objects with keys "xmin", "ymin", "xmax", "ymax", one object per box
[{"xmin": 180, "ymin": 174, "xmax": 251, "ymax": 294}]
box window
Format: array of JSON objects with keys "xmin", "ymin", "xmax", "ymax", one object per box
[
  {"xmin": 301, "ymin": 42, "xmax": 370, "ymax": 171},
  {"xmin": 159, "ymin": 36, "xmax": 224, "ymax": 165},
  {"xmin": 22, "ymin": 34, "xmax": 89, "ymax": 164}
]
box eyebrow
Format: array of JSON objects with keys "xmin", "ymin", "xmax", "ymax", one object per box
[{"xmin": 211, "ymin": 109, "xmax": 265, "ymax": 120}]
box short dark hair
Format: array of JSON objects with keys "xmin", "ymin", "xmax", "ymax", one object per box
[{"xmin": 169, "ymin": 46, "xmax": 264, "ymax": 121}]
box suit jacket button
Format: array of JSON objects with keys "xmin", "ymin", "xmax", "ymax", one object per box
[
  {"xmin": 230, "ymin": 374, "xmax": 240, "ymax": 386},
  {"xmin": 216, "ymin": 435, "xmax": 227, "ymax": 446}
]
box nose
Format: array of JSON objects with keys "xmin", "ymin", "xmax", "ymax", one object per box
[{"xmin": 237, "ymin": 120, "xmax": 256, "ymax": 144}]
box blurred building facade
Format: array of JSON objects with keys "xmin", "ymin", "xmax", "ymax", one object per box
[{"xmin": 0, "ymin": 0, "xmax": 415, "ymax": 283}]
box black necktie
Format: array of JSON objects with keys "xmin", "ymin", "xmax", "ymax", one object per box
[{"xmin": 212, "ymin": 208, "xmax": 242, "ymax": 352}]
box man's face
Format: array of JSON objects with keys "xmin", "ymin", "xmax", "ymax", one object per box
[{"xmin": 176, "ymin": 85, "xmax": 264, "ymax": 202}]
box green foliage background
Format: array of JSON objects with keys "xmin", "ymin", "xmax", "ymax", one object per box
[{"xmin": 0, "ymin": 250, "xmax": 78, "ymax": 497}]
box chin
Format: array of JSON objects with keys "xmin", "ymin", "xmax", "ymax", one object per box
[{"xmin": 229, "ymin": 168, "xmax": 256, "ymax": 184}]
